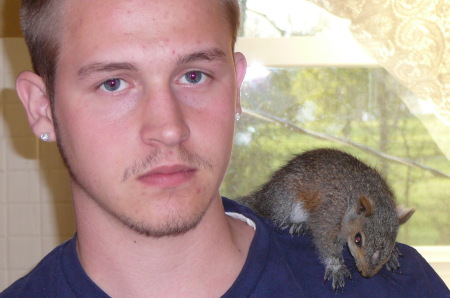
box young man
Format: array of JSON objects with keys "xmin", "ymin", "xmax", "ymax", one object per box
[{"xmin": 2, "ymin": 0, "xmax": 449, "ymax": 297}]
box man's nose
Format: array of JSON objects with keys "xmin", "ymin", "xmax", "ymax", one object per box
[{"xmin": 139, "ymin": 86, "xmax": 190, "ymax": 147}]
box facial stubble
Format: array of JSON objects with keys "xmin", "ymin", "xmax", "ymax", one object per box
[{"xmin": 52, "ymin": 113, "xmax": 216, "ymax": 238}]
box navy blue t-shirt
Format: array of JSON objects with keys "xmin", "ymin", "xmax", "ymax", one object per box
[{"xmin": 2, "ymin": 197, "xmax": 449, "ymax": 297}]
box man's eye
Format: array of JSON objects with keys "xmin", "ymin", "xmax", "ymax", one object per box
[
  {"xmin": 180, "ymin": 71, "xmax": 207, "ymax": 85},
  {"xmin": 99, "ymin": 78, "xmax": 128, "ymax": 92}
]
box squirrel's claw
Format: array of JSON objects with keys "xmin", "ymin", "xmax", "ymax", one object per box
[
  {"xmin": 324, "ymin": 264, "xmax": 352, "ymax": 291},
  {"xmin": 281, "ymin": 222, "xmax": 307, "ymax": 235},
  {"xmin": 289, "ymin": 223, "xmax": 306, "ymax": 235},
  {"xmin": 385, "ymin": 246, "xmax": 402, "ymax": 272}
]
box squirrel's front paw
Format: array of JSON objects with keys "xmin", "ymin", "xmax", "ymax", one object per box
[
  {"xmin": 385, "ymin": 246, "xmax": 402, "ymax": 272},
  {"xmin": 279, "ymin": 222, "xmax": 307, "ymax": 235},
  {"xmin": 289, "ymin": 222, "xmax": 307, "ymax": 235},
  {"xmin": 324, "ymin": 263, "xmax": 352, "ymax": 291}
]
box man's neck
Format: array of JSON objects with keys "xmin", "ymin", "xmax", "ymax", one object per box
[{"xmin": 74, "ymin": 195, "xmax": 255, "ymax": 297}]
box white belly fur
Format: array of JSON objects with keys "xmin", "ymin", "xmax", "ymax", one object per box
[{"xmin": 290, "ymin": 201, "xmax": 309, "ymax": 223}]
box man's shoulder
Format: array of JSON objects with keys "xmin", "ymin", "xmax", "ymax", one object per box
[
  {"xmin": 1, "ymin": 239, "xmax": 74, "ymax": 297},
  {"xmin": 223, "ymin": 197, "xmax": 450, "ymax": 297}
]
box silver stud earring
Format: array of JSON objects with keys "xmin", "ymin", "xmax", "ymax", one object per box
[
  {"xmin": 235, "ymin": 113, "xmax": 241, "ymax": 121},
  {"xmin": 40, "ymin": 133, "xmax": 50, "ymax": 142}
]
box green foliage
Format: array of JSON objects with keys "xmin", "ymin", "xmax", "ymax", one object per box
[{"xmin": 222, "ymin": 68, "xmax": 450, "ymax": 245}]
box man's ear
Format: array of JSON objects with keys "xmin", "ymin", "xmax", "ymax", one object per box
[
  {"xmin": 233, "ymin": 52, "xmax": 247, "ymax": 114},
  {"xmin": 16, "ymin": 71, "xmax": 56, "ymax": 141}
]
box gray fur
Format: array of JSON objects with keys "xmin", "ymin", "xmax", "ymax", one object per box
[{"xmin": 237, "ymin": 148, "xmax": 415, "ymax": 291}]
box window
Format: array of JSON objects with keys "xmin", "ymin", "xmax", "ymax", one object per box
[{"xmin": 222, "ymin": 0, "xmax": 450, "ymax": 248}]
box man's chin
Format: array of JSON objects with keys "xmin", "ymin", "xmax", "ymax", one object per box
[{"xmin": 117, "ymin": 211, "xmax": 205, "ymax": 238}]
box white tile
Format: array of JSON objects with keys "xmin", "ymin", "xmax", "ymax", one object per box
[
  {"xmin": 8, "ymin": 236, "xmax": 42, "ymax": 270},
  {"xmin": 8, "ymin": 204, "xmax": 40, "ymax": 236},
  {"xmin": 5, "ymin": 137, "xmax": 38, "ymax": 171},
  {"xmin": 6, "ymin": 170, "xmax": 40, "ymax": 203}
]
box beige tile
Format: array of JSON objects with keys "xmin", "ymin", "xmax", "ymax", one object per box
[
  {"xmin": 2, "ymin": 71, "xmax": 17, "ymax": 93},
  {"xmin": 42, "ymin": 236, "xmax": 70, "ymax": 256},
  {"xmin": 3, "ymin": 104, "xmax": 34, "ymax": 138},
  {"xmin": 0, "ymin": 270, "xmax": 7, "ymax": 292},
  {"xmin": 8, "ymin": 270, "xmax": 29, "ymax": 287},
  {"xmin": 0, "ymin": 138, "xmax": 5, "ymax": 171},
  {"xmin": 40, "ymin": 169, "xmax": 71, "ymax": 203},
  {"xmin": 7, "ymin": 236, "xmax": 41, "ymax": 270},
  {"xmin": 57, "ymin": 204, "xmax": 76, "ymax": 237},
  {"xmin": 40, "ymin": 203, "xmax": 59, "ymax": 237},
  {"xmin": 0, "ymin": 204, "xmax": 5, "ymax": 236},
  {"xmin": 39, "ymin": 142, "xmax": 66, "ymax": 170},
  {"xmin": 0, "ymin": 172, "xmax": 5, "ymax": 203},
  {"xmin": 6, "ymin": 170, "xmax": 40, "ymax": 203},
  {"xmin": 0, "ymin": 39, "xmax": 4, "ymax": 67},
  {"xmin": 0, "ymin": 100, "xmax": 4, "ymax": 138},
  {"xmin": 41, "ymin": 203, "xmax": 75, "ymax": 237},
  {"xmin": 8, "ymin": 204, "xmax": 40, "ymax": 236},
  {"xmin": 2, "ymin": 38, "xmax": 32, "ymax": 75},
  {"xmin": 0, "ymin": 236, "xmax": 6, "ymax": 269},
  {"xmin": 5, "ymin": 137, "xmax": 38, "ymax": 171}
]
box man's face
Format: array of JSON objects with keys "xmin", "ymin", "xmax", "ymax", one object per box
[{"xmin": 52, "ymin": 0, "xmax": 246, "ymax": 237}]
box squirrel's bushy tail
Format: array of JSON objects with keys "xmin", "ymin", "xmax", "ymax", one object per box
[{"xmin": 236, "ymin": 194, "xmax": 256, "ymax": 209}]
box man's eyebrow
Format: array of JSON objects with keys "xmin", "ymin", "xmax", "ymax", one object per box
[
  {"xmin": 77, "ymin": 62, "xmax": 139, "ymax": 79},
  {"xmin": 76, "ymin": 49, "xmax": 226, "ymax": 79},
  {"xmin": 177, "ymin": 48, "xmax": 227, "ymax": 65}
]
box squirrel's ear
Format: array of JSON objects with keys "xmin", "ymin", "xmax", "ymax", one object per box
[
  {"xmin": 357, "ymin": 196, "xmax": 373, "ymax": 217},
  {"xmin": 16, "ymin": 71, "xmax": 56, "ymax": 141},
  {"xmin": 397, "ymin": 206, "xmax": 415, "ymax": 224}
]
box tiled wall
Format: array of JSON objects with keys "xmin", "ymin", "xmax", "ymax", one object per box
[{"xmin": 0, "ymin": 38, "xmax": 75, "ymax": 290}]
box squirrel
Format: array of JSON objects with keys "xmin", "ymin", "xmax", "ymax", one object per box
[{"xmin": 237, "ymin": 148, "xmax": 415, "ymax": 291}]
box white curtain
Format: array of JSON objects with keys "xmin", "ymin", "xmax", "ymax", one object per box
[{"xmin": 307, "ymin": 0, "xmax": 450, "ymax": 158}]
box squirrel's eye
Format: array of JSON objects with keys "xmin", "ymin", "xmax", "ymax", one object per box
[{"xmin": 355, "ymin": 233, "xmax": 362, "ymax": 247}]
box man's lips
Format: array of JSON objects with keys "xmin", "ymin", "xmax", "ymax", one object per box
[{"xmin": 137, "ymin": 165, "xmax": 196, "ymax": 188}]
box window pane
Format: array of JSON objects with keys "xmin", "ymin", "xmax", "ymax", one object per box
[
  {"xmin": 241, "ymin": 0, "xmax": 349, "ymax": 38},
  {"xmin": 223, "ymin": 67, "xmax": 450, "ymax": 246}
]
